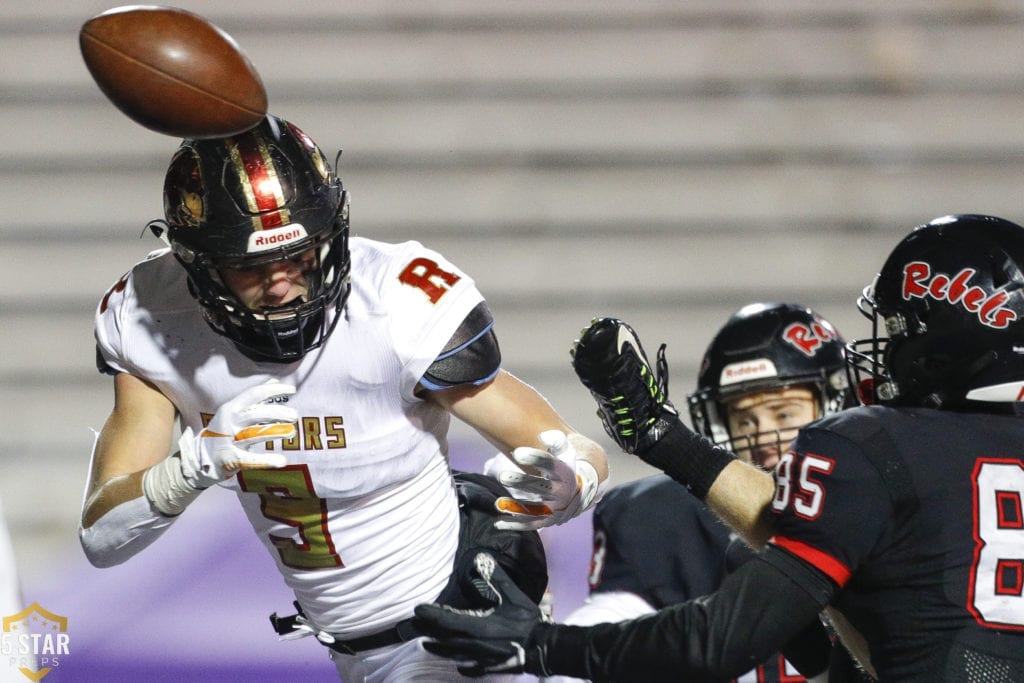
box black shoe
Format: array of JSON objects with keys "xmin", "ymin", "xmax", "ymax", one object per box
[{"xmin": 570, "ymin": 317, "xmax": 676, "ymax": 453}]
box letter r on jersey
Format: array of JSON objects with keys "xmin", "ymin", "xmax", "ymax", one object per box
[{"xmin": 398, "ymin": 257, "xmax": 461, "ymax": 303}]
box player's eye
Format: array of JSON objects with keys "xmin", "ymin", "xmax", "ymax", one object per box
[{"xmin": 733, "ymin": 417, "xmax": 756, "ymax": 432}]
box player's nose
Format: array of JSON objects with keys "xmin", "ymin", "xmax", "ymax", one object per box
[{"xmin": 263, "ymin": 262, "xmax": 300, "ymax": 294}]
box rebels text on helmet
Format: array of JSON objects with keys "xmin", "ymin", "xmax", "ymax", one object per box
[{"xmin": 902, "ymin": 262, "xmax": 1018, "ymax": 329}]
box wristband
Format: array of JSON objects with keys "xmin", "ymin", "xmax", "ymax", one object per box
[
  {"xmin": 636, "ymin": 416, "xmax": 735, "ymax": 500},
  {"xmin": 142, "ymin": 453, "xmax": 202, "ymax": 516},
  {"xmin": 575, "ymin": 460, "xmax": 608, "ymax": 510}
]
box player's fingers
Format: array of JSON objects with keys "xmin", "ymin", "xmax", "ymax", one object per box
[
  {"xmin": 493, "ymin": 518, "xmax": 544, "ymax": 531},
  {"xmin": 235, "ymin": 380, "xmax": 297, "ymax": 407},
  {"xmin": 495, "ymin": 497, "xmax": 551, "ymax": 517},
  {"xmin": 234, "ymin": 421, "xmax": 297, "ymax": 447},
  {"xmin": 238, "ymin": 403, "xmax": 298, "ymax": 426},
  {"xmin": 497, "ymin": 470, "xmax": 550, "ymax": 494},
  {"xmin": 421, "ymin": 637, "xmax": 480, "ymax": 659},
  {"xmin": 232, "ymin": 449, "xmax": 288, "ymax": 471},
  {"xmin": 537, "ymin": 429, "xmax": 568, "ymax": 454},
  {"xmin": 491, "ymin": 520, "xmax": 540, "ymax": 532},
  {"xmin": 414, "ymin": 604, "xmax": 478, "ymax": 637},
  {"xmin": 510, "ymin": 448, "xmax": 565, "ymax": 477},
  {"xmin": 509, "ymin": 454, "xmax": 574, "ymax": 492}
]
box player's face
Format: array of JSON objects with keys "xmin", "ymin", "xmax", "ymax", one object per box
[
  {"xmin": 219, "ymin": 249, "xmax": 316, "ymax": 317},
  {"xmin": 724, "ymin": 386, "xmax": 818, "ymax": 471}
]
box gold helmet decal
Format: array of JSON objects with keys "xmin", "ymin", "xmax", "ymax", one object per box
[
  {"xmin": 164, "ymin": 148, "xmax": 206, "ymax": 228},
  {"xmin": 287, "ymin": 121, "xmax": 330, "ymax": 182},
  {"xmin": 227, "ymin": 129, "xmax": 291, "ymax": 232}
]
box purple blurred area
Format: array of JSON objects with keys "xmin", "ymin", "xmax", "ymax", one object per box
[{"xmin": 27, "ymin": 442, "xmax": 593, "ymax": 682}]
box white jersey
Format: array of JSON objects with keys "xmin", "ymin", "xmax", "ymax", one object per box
[{"xmin": 95, "ymin": 237, "xmax": 486, "ymax": 637}]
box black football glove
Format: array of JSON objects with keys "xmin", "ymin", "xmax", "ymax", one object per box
[
  {"xmin": 570, "ymin": 317, "xmax": 678, "ymax": 454},
  {"xmin": 572, "ymin": 317, "xmax": 734, "ymax": 499},
  {"xmin": 414, "ymin": 552, "xmax": 550, "ymax": 677}
]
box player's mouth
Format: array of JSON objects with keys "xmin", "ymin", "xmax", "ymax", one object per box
[
  {"xmin": 257, "ymin": 297, "xmax": 305, "ymax": 320},
  {"xmin": 751, "ymin": 448, "xmax": 780, "ymax": 471}
]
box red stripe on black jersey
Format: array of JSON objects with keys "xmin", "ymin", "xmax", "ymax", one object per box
[{"xmin": 770, "ymin": 535, "xmax": 852, "ymax": 586}]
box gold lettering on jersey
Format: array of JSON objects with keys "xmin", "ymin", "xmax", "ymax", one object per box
[
  {"xmin": 263, "ymin": 415, "xmax": 346, "ymax": 451},
  {"xmin": 198, "ymin": 413, "xmax": 345, "ymax": 451},
  {"xmin": 324, "ymin": 416, "xmax": 346, "ymax": 448},
  {"xmin": 398, "ymin": 257, "xmax": 461, "ymax": 303},
  {"xmin": 238, "ymin": 466, "xmax": 343, "ymax": 570},
  {"xmin": 302, "ymin": 417, "xmax": 322, "ymax": 450}
]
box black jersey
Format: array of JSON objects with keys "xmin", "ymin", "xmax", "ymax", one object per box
[
  {"xmin": 590, "ymin": 474, "xmax": 732, "ymax": 607},
  {"xmin": 541, "ymin": 405, "xmax": 1024, "ymax": 682},
  {"xmin": 767, "ymin": 404, "xmax": 1024, "ymax": 680},
  {"xmin": 585, "ymin": 475, "xmax": 820, "ymax": 683}
]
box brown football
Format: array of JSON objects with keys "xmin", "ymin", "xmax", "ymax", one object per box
[{"xmin": 80, "ymin": 5, "xmax": 268, "ymax": 138}]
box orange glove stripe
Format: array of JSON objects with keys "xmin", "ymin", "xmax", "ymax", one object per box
[
  {"xmin": 235, "ymin": 424, "xmax": 295, "ymax": 441},
  {"xmin": 496, "ymin": 498, "xmax": 552, "ymax": 516}
]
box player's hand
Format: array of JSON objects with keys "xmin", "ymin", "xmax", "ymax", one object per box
[
  {"xmin": 179, "ymin": 380, "xmax": 297, "ymax": 489},
  {"xmin": 415, "ymin": 552, "xmax": 549, "ymax": 677},
  {"xmin": 570, "ymin": 317, "xmax": 678, "ymax": 455},
  {"xmin": 492, "ymin": 430, "xmax": 604, "ymax": 531}
]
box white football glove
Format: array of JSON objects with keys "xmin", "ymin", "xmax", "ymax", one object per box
[
  {"xmin": 179, "ymin": 380, "xmax": 298, "ymax": 489},
  {"xmin": 493, "ymin": 430, "xmax": 606, "ymax": 531}
]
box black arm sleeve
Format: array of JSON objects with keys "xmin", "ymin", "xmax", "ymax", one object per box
[
  {"xmin": 637, "ymin": 418, "xmax": 736, "ymax": 500},
  {"xmin": 421, "ymin": 301, "xmax": 501, "ymax": 389},
  {"xmin": 725, "ymin": 539, "xmax": 833, "ymax": 678},
  {"xmin": 537, "ymin": 549, "xmax": 837, "ymax": 682},
  {"xmin": 779, "ymin": 612, "xmax": 833, "ymax": 678}
]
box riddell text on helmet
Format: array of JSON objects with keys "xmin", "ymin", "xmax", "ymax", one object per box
[
  {"xmin": 901, "ymin": 262, "xmax": 1017, "ymax": 329},
  {"xmin": 247, "ymin": 225, "xmax": 308, "ymax": 253}
]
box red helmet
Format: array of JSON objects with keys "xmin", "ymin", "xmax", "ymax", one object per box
[{"xmin": 158, "ymin": 115, "xmax": 350, "ymax": 362}]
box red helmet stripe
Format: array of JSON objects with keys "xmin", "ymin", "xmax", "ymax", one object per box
[{"xmin": 227, "ymin": 133, "xmax": 291, "ymax": 231}]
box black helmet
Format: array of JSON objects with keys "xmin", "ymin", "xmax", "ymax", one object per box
[
  {"xmin": 846, "ymin": 214, "xmax": 1024, "ymax": 409},
  {"xmin": 157, "ymin": 115, "xmax": 350, "ymax": 362},
  {"xmin": 688, "ymin": 302, "xmax": 853, "ymax": 449}
]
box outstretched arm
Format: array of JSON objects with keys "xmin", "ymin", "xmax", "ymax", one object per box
[
  {"xmin": 709, "ymin": 461, "xmax": 776, "ymax": 547},
  {"xmin": 428, "ymin": 369, "xmax": 610, "ymax": 528},
  {"xmin": 570, "ymin": 317, "xmax": 775, "ymax": 547},
  {"xmin": 414, "ymin": 548, "xmax": 835, "ymax": 680}
]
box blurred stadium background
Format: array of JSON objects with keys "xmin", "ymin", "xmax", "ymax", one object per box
[{"xmin": 5, "ymin": 0, "xmax": 1024, "ymax": 679}]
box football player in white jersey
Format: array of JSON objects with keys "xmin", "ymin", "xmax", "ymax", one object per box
[{"xmin": 79, "ymin": 115, "xmax": 609, "ymax": 682}]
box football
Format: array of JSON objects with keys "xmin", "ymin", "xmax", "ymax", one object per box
[{"xmin": 80, "ymin": 5, "xmax": 268, "ymax": 138}]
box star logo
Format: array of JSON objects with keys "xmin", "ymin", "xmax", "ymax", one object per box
[{"xmin": 2, "ymin": 603, "xmax": 70, "ymax": 681}]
